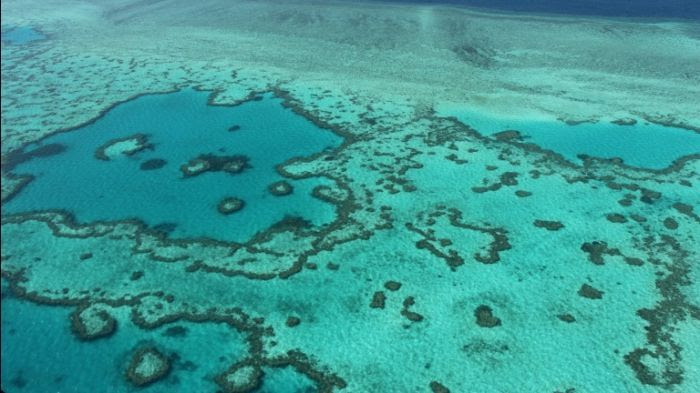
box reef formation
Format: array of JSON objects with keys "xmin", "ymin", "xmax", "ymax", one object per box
[{"xmin": 1, "ymin": 1, "xmax": 699, "ymax": 392}]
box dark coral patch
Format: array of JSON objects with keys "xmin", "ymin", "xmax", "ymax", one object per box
[
  {"xmin": 370, "ymin": 291, "xmax": 386, "ymax": 309},
  {"xmin": 217, "ymin": 197, "xmax": 245, "ymax": 215},
  {"xmin": 533, "ymin": 220, "xmax": 564, "ymax": 231},
  {"xmin": 430, "ymin": 381, "xmax": 451, "ymax": 393},
  {"xmin": 162, "ymin": 326, "xmax": 188, "ymax": 337},
  {"xmin": 606, "ymin": 213, "xmax": 628, "ymax": 223},
  {"xmin": 611, "ymin": 118, "xmax": 637, "ymax": 126},
  {"xmin": 4, "ymin": 143, "xmax": 67, "ymax": 172},
  {"xmin": 492, "ymin": 130, "xmax": 523, "ymax": 142},
  {"xmin": 640, "ymin": 188, "xmax": 661, "ymax": 204},
  {"xmin": 384, "ymin": 281, "xmax": 402, "ymax": 291},
  {"xmin": 471, "ymin": 172, "xmax": 519, "ymax": 193},
  {"xmin": 180, "ymin": 154, "xmax": 250, "ymax": 177},
  {"xmin": 401, "ymin": 297, "xmax": 424, "ymax": 322},
  {"xmin": 630, "ymin": 214, "xmax": 647, "ymax": 223},
  {"xmin": 515, "ymin": 190, "xmax": 532, "ymax": 198},
  {"xmin": 286, "ymin": 316, "xmax": 301, "ymax": 327},
  {"xmin": 267, "ymin": 180, "xmax": 293, "ymax": 196},
  {"xmin": 663, "ymin": 218, "xmax": 679, "ymax": 230},
  {"xmin": 126, "ymin": 347, "xmax": 171, "ymax": 387},
  {"xmin": 618, "ymin": 197, "xmax": 634, "ymax": 207},
  {"xmin": 557, "ymin": 314, "xmax": 576, "ymax": 323},
  {"xmin": 578, "ymin": 284, "xmax": 604, "ymax": 299},
  {"xmin": 500, "ymin": 171, "xmax": 519, "ymax": 186},
  {"xmin": 625, "ymin": 257, "xmax": 644, "ymax": 266},
  {"xmin": 140, "ymin": 158, "xmax": 167, "ymax": 170},
  {"xmin": 581, "ymin": 241, "xmax": 621, "ymax": 265},
  {"xmin": 474, "ymin": 305, "xmax": 501, "ymax": 328},
  {"xmin": 672, "ymin": 202, "xmax": 698, "ymax": 220}
]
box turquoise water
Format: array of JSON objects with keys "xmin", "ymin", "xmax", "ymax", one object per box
[
  {"xmin": 1, "ymin": 282, "xmax": 320, "ymax": 393},
  {"xmin": 0, "ymin": 282, "xmax": 245, "ymax": 393},
  {"xmin": 3, "ymin": 89, "xmax": 343, "ymax": 242},
  {"xmin": 256, "ymin": 367, "xmax": 317, "ymax": 393},
  {"xmin": 441, "ymin": 108, "xmax": 700, "ymax": 169},
  {"xmin": 1, "ymin": 26, "xmax": 45, "ymax": 44},
  {"xmin": 2, "ymin": 1, "xmax": 700, "ymax": 392}
]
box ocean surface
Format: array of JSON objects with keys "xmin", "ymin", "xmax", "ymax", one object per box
[
  {"xmin": 2, "ymin": 1, "xmax": 699, "ymax": 393},
  {"xmin": 368, "ymin": 0, "xmax": 700, "ymax": 19}
]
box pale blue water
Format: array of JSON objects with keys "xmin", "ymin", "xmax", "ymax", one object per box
[
  {"xmin": 3, "ymin": 89, "xmax": 343, "ymax": 242},
  {"xmin": 442, "ymin": 108, "xmax": 700, "ymax": 169},
  {"xmin": 1, "ymin": 26, "xmax": 46, "ymax": 44}
]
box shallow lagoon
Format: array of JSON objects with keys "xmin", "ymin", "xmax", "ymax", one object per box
[
  {"xmin": 0, "ymin": 281, "xmax": 317, "ymax": 393},
  {"xmin": 4, "ymin": 89, "xmax": 343, "ymax": 242},
  {"xmin": 440, "ymin": 106, "xmax": 700, "ymax": 169},
  {"xmin": 1, "ymin": 26, "xmax": 46, "ymax": 44}
]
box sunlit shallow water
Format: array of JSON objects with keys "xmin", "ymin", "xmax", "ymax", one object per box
[
  {"xmin": 439, "ymin": 106, "xmax": 700, "ymax": 169},
  {"xmin": 1, "ymin": 26, "xmax": 46, "ymax": 44}
]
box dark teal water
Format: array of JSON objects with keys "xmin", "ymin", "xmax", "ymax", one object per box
[
  {"xmin": 367, "ymin": 0, "xmax": 700, "ymax": 19},
  {"xmin": 3, "ymin": 89, "xmax": 343, "ymax": 242}
]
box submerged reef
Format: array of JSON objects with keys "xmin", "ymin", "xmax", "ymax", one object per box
[
  {"xmin": 69, "ymin": 303, "xmax": 117, "ymax": 340},
  {"xmin": 126, "ymin": 346, "xmax": 171, "ymax": 386},
  {"xmin": 140, "ymin": 158, "xmax": 167, "ymax": 170},
  {"xmin": 95, "ymin": 133, "xmax": 151, "ymax": 161},
  {"xmin": 474, "ymin": 305, "xmax": 502, "ymax": 328},
  {"xmin": 217, "ymin": 197, "xmax": 245, "ymax": 215},
  {"xmin": 180, "ymin": 154, "xmax": 251, "ymax": 177},
  {"xmin": 267, "ymin": 180, "xmax": 293, "ymax": 196},
  {"xmin": 1, "ymin": 3, "xmax": 700, "ymax": 391},
  {"xmin": 1, "ymin": 81, "xmax": 698, "ymax": 393}
]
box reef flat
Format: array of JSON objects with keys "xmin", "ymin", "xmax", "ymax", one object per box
[{"xmin": 1, "ymin": 1, "xmax": 699, "ymax": 392}]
